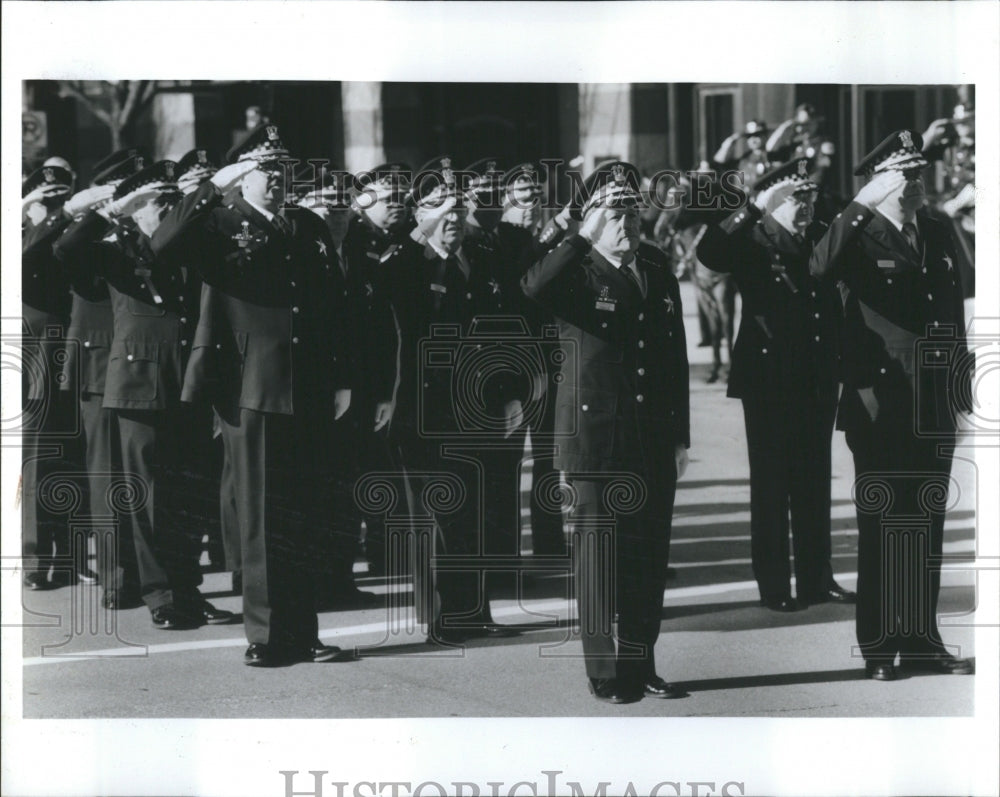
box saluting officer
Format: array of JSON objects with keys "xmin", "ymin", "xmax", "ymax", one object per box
[
  {"xmin": 151, "ymin": 123, "xmax": 354, "ymax": 666},
  {"xmin": 697, "ymin": 157, "xmax": 856, "ymax": 612},
  {"xmin": 297, "ymin": 165, "xmax": 396, "ymax": 606},
  {"xmin": 349, "ymin": 162, "xmax": 414, "ymax": 260},
  {"xmin": 21, "ymin": 163, "xmax": 76, "ymax": 590},
  {"xmin": 53, "ymin": 149, "xmax": 146, "ymax": 608},
  {"xmin": 55, "ymin": 160, "xmax": 234, "ymax": 630},
  {"xmin": 386, "ymin": 156, "xmax": 522, "ymax": 644},
  {"xmin": 522, "ymin": 161, "xmax": 690, "ymax": 704},
  {"xmin": 810, "ymin": 130, "xmax": 974, "ymax": 681}
]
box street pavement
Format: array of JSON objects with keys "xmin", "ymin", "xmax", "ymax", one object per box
[{"xmin": 18, "ymin": 282, "xmax": 979, "ymax": 718}]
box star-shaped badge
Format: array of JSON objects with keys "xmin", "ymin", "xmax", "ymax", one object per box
[
  {"xmin": 488, "ymin": 278, "xmax": 501, "ymax": 295},
  {"xmin": 364, "ymin": 282, "xmax": 374, "ymax": 297},
  {"xmin": 663, "ymin": 295, "xmax": 675, "ymax": 315},
  {"xmin": 317, "ymin": 239, "xmax": 328, "ymax": 256},
  {"xmin": 943, "ymin": 254, "xmax": 953, "ymax": 271}
]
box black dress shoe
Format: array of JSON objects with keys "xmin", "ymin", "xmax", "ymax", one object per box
[
  {"xmin": 900, "ymin": 652, "xmax": 973, "ymax": 675},
  {"xmin": 196, "ymin": 601, "xmax": 237, "ymax": 625},
  {"xmin": 102, "ymin": 589, "xmax": 143, "ymax": 610},
  {"xmin": 865, "ymin": 662, "xmax": 898, "ymax": 681},
  {"xmin": 23, "ymin": 572, "xmax": 52, "ymax": 591},
  {"xmin": 642, "ymin": 675, "xmax": 688, "ymax": 699},
  {"xmin": 244, "ymin": 643, "xmax": 286, "ymax": 667},
  {"xmin": 801, "ymin": 585, "xmax": 857, "ymax": 605},
  {"xmin": 760, "ymin": 597, "xmax": 799, "ymax": 612},
  {"xmin": 150, "ymin": 605, "xmax": 198, "ymax": 630},
  {"xmin": 309, "ymin": 641, "xmax": 354, "ymax": 663},
  {"xmin": 588, "ymin": 678, "xmax": 641, "ymax": 704}
]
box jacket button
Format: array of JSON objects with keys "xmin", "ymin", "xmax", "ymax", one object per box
[
  {"xmin": 880, "ymin": 367, "xmax": 886, "ymax": 374},
  {"xmin": 181, "ymin": 339, "xmax": 188, "ymax": 346},
  {"xmin": 762, "ymin": 348, "xmax": 768, "ymax": 354},
  {"xmin": 933, "ymin": 321, "xmax": 940, "ymax": 328},
  {"xmin": 178, "ymin": 296, "xmax": 184, "ymax": 302},
  {"xmin": 423, "ymin": 382, "xmax": 429, "ymax": 388},
  {"xmin": 286, "ymin": 255, "xmax": 292, "ymax": 261},
  {"xmin": 636, "ymin": 394, "xmax": 644, "ymax": 403},
  {"xmin": 292, "ymin": 306, "xmax": 300, "ymax": 313},
  {"xmin": 292, "ymin": 337, "xmax": 300, "ymax": 344},
  {"xmin": 814, "ymin": 313, "xmax": 820, "ymax": 319},
  {"xmin": 83, "ymin": 341, "xmax": 91, "ymax": 348},
  {"xmin": 581, "ymin": 404, "xmax": 589, "ymax": 411},
  {"xmin": 927, "ymin": 293, "xmax": 933, "ymax": 301},
  {"xmin": 638, "ymin": 340, "xmax": 645, "ymax": 349},
  {"xmin": 127, "ymin": 354, "xmax": 134, "ymax": 361},
  {"xmin": 775, "ymin": 277, "xmax": 781, "ymax": 283},
  {"xmin": 140, "ymin": 283, "xmax": 146, "ymax": 289},
  {"xmin": 922, "ymin": 267, "xmax": 928, "ymax": 274},
  {"xmin": 815, "ymin": 335, "xmax": 821, "ymax": 342},
  {"xmin": 601, "ymin": 322, "xmax": 608, "ymax": 329},
  {"xmin": 638, "ymin": 313, "xmax": 644, "ymax": 321},
  {"xmin": 857, "ymin": 214, "xmax": 864, "ymax": 221},
  {"xmin": 466, "ymin": 293, "xmax": 472, "ymax": 300},
  {"xmin": 290, "ymin": 281, "xmax": 296, "ymax": 287},
  {"xmin": 180, "ymin": 317, "xmax": 187, "ymax": 324},
  {"xmin": 216, "ymin": 344, "xmax": 222, "ymax": 349},
  {"xmin": 637, "ymin": 367, "xmax": 645, "ymax": 376},
  {"xmin": 851, "ymin": 221, "xmax": 858, "ymax": 227},
  {"xmin": 887, "ymin": 278, "xmax": 893, "ymax": 284}
]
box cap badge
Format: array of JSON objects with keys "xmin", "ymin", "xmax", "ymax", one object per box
[
  {"xmin": 43, "ymin": 168, "xmax": 55, "ymax": 183},
  {"xmin": 900, "ymin": 130, "xmax": 914, "ymax": 149},
  {"xmin": 611, "ymin": 163, "xmax": 626, "ymax": 184},
  {"xmin": 266, "ymin": 125, "xmax": 279, "ymax": 142},
  {"xmin": 164, "ymin": 162, "xmax": 174, "ymax": 179},
  {"xmin": 797, "ymin": 159, "xmax": 809, "ymax": 177},
  {"xmin": 441, "ymin": 158, "xmax": 454, "ymax": 186},
  {"xmin": 136, "ymin": 156, "xmax": 145, "ymax": 170},
  {"xmin": 486, "ymin": 160, "xmax": 497, "ymax": 174},
  {"xmin": 197, "ymin": 150, "xmax": 207, "ymax": 164}
]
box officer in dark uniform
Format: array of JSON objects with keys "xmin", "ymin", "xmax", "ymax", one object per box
[
  {"xmin": 522, "ymin": 161, "xmax": 690, "ymax": 704},
  {"xmin": 151, "ymin": 123, "xmax": 354, "ymax": 666},
  {"xmin": 53, "ymin": 149, "xmax": 147, "ymax": 608},
  {"xmin": 298, "ymin": 166, "xmax": 396, "ymax": 606},
  {"xmin": 464, "ymin": 160, "xmax": 567, "ymax": 559},
  {"xmin": 334, "ymin": 163, "xmax": 413, "ymax": 578},
  {"xmin": 386, "ymin": 156, "xmax": 523, "ymax": 644},
  {"xmin": 810, "ymin": 130, "xmax": 974, "ymax": 681},
  {"xmin": 697, "ymin": 157, "xmax": 856, "ymax": 612},
  {"xmin": 21, "ymin": 164, "xmax": 76, "ymax": 590},
  {"xmin": 55, "ymin": 160, "xmax": 234, "ymax": 630}
]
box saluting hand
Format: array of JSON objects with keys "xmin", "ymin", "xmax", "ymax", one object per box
[
  {"xmin": 854, "ymin": 170, "xmax": 905, "ymax": 210},
  {"xmin": 373, "ymin": 401, "xmax": 394, "ymax": 432},
  {"xmin": 578, "ymin": 206, "xmax": 607, "ymax": 244},
  {"xmin": 22, "ymin": 182, "xmax": 69, "ymax": 209},
  {"xmin": 333, "ymin": 389, "xmax": 352, "ymax": 421},
  {"xmin": 103, "ymin": 186, "xmax": 163, "ymax": 219},
  {"xmin": 63, "ymin": 184, "xmax": 116, "ymax": 218},
  {"xmin": 210, "ymin": 161, "xmax": 258, "ymax": 195},
  {"xmin": 415, "ymin": 195, "xmax": 459, "ymax": 239}
]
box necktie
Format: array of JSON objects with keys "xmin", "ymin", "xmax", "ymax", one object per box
[
  {"xmin": 336, "ymin": 250, "xmax": 347, "ymax": 276},
  {"xmin": 272, "ymin": 214, "xmax": 292, "ymax": 238},
  {"xmin": 902, "ymin": 222, "xmax": 919, "ymax": 253},
  {"xmin": 625, "ymin": 261, "xmax": 646, "ymax": 298}
]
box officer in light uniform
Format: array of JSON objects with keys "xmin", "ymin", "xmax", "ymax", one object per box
[
  {"xmin": 697, "ymin": 157, "xmax": 856, "ymax": 612},
  {"xmin": 810, "ymin": 130, "xmax": 974, "ymax": 681},
  {"xmin": 151, "ymin": 123, "xmax": 354, "ymax": 666},
  {"xmin": 54, "ymin": 149, "xmax": 147, "ymax": 607},
  {"xmin": 522, "ymin": 161, "xmax": 690, "ymax": 704},
  {"xmin": 55, "ymin": 159, "xmax": 234, "ymax": 629}
]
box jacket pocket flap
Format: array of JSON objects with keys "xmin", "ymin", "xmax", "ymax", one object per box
[{"xmin": 112, "ymin": 340, "xmax": 160, "ymax": 362}]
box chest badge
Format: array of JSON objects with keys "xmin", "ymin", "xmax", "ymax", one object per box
[
  {"xmin": 364, "ymin": 281, "xmax": 374, "ymax": 298},
  {"xmin": 595, "ymin": 284, "xmax": 617, "ymax": 312},
  {"xmin": 943, "ymin": 254, "xmax": 954, "ymax": 271},
  {"xmin": 488, "ymin": 277, "xmax": 501, "ymax": 296},
  {"xmin": 663, "ymin": 295, "xmax": 675, "ymax": 315},
  {"xmin": 233, "ymin": 221, "xmax": 266, "ymax": 250},
  {"xmin": 316, "ymin": 239, "xmax": 328, "ymax": 256}
]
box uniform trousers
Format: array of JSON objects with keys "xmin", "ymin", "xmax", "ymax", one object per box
[
  {"xmin": 80, "ymin": 392, "xmax": 138, "ymax": 592},
  {"xmin": 742, "ymin": 395, "xmax": 837, "ymax": 602},
  {"xmin": 22, "ymin": 393, "xmax": 77, "ymax": 576},
  {"xmin": 568, "ymin": 456, "xmax": 677, "ymax": 683},
  {"xmin": 115, "ymin": 408, "xmax": 204, "ymax": 611},
  {"xmin": 845, "ymin": 404, "xmax": 955, "ymax": 663},
  {"xmin": 399, "ymin": 435, "xmax": 492, "ymax": 629},
  {"xmin": 217, "ymin": 406, "xmax": 326, "ymax": 650}
]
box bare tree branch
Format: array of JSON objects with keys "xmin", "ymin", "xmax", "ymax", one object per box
[
  {"xmin": 57, "ymin": 81, "xmax": 113, "ymax": 128},
  {"xmin": 118, "ymin": 81, "xmax": 143, "ymax": 127}
]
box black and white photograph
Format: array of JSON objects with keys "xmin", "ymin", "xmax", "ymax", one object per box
[{"xmin": 3, "ymin": 3, "xmax": 998, "ymax": 796}]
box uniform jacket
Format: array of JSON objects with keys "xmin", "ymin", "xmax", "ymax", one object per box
[
  {"xmin": 22, "ymin": 208, "xmax": 72, "ymax": 402},
  {"xmin": 150, "ymin": 181, "xmax": 352, "ymax": 416},
  {"xmin": 809, "ymin": 201, "xmax": 972, "ymax": 434},
  {"xmin": 522, "ymin": 236, "xmax": 690, "ymax": 474},
  {"xmin": 53, "ymin": 214, "xmax": 124, "ymax": 395},
  {"xmin": 697, "ymin": 204, "xmax": 841, "ymax": 403},
  {"xmin": 385, "ymin": 237, "xmax": 521, "ymax": 443},
  {"xmin": 54, "ymin": 210, "xmax": 197, "ymax": 411}
]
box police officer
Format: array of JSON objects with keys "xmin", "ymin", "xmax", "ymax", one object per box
[
  {"xmin": 151, "ymin": 123, "xmax": 354, "ymax": 666},
  {"xmin": 522, "ymin": 161, "xmax": 690, "ymax": 703},
  {"xmin": 386, "ymin": 156, "xmax": 522, "ymax": 644},
  {"xmin": 54, "ymin": 149, "xmax": 147, "ymax": 608},
  {"xmin": 21, "ymin": 163, "xmax": 76, "ymax": 590},
  {"xmin": 697, "ymin": 157, "xmax": 856, "ymax": 612},
  {"xmin": 56, "ymin": 160, "xmax": 234, "ymax": 630},
  {"xmin": 810, "ymin": 130, "xmax": 974, "ymax": 681},
  {"xmin": 298, "ymin": 165, "xmax": 396, "ymax": 606}
]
